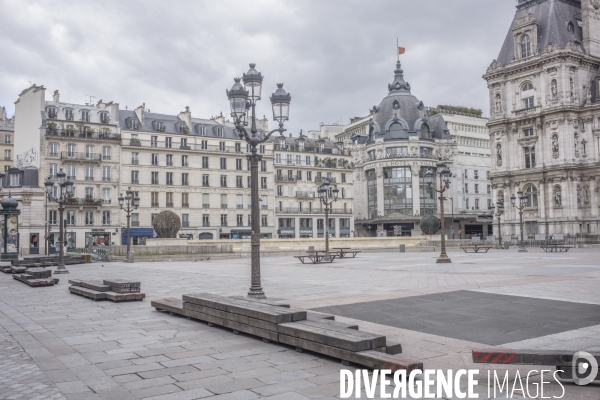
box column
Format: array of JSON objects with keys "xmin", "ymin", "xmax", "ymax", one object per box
[
  {"xmin": 377, "ymin": 167, "xmax": 385, "ymax": 218},
  {"xmin": 411, "ymin": 166, "xmax": 421, "ymax": 216}
]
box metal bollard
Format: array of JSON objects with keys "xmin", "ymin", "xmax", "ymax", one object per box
[{"xmin": 399, "ymin": 244, "xmax": 405, "ymax": 253}]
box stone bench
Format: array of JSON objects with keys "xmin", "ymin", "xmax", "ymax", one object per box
[
  {"xmin": 69, "ymin": 279, "xmax": 145, "ymax": 302},
  {"xmin": 151, "ymin": 293, "xmax": 419, "ymax": 372},
  {"xmin": 461, "ymin": 245, "xmax": 493, "ymax": 253},
  {"xmin": 12, "ymin": 267, "xmax": 58, "ymax": 287}
]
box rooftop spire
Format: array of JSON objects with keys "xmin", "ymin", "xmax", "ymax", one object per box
[{"xmin": 388, "ymin": 60, "xmax": 411, "ymax": 94}]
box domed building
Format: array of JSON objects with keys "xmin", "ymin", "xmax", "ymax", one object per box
[{"xmin": 351, "ymin": 60, "xmax": 457, "ymax": 237}]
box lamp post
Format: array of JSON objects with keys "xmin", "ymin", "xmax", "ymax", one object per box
[
  {"xmin": 448, "ymin": 197, "xmax": 455, "ymax": 239},
  {"xmin": 493, "ymin": 199, "xmax": 505, "ymax": 248},
  {"xmin": 426, "ymin": 160, "xmax": 452, "ymax": 263},
  {"xmin": 44, "ymin": 168, "xmax": 73, "ymax": 273},
  {"xmin": 118, "ymin": 187, "xmax": 140, "ymax": 263},
  {"xmin": 510, "ymin": 189, "xmax": 528, "ymax": 253},
  {"xmin": 226, "ymin": 63, "xmax": 291, "ymax": 299},
  {"xmin": 317, "ymin": 179, "xmax": 339, "ymax": 253}
]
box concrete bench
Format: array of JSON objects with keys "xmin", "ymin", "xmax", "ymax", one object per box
[
  {"xmin": 472, "ymin": 348, "xmax": 599, "ymax": 383},
  {"xmin": 332, "ymin": 248, "xmax": 362, "ymax": 258},
  {"xmin": 151, "ymin": 294, "xmax": 422, "ymax": 372},
  {"xmin": 294, "ymin": 253, "xmax": 337, "ymax": 264},
  {"xmin": 69, "ymin": 279, "xmax": 145, "ymax": 302},
  {"xmin": 461, "ymin": 245, "xmax": 493, "ymax": 253}
]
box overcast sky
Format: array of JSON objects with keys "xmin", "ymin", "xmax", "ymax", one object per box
[{"xmin": 0, "ymin": 0, "xmax": 516, "ymax": 134}]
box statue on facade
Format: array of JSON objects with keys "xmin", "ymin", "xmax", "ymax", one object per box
[
  {"xmin": 552, "ymin": 134, "xmax": 559, "ymax": 158},
  {"xmin": 574, "ymin": 132, "xmax": 580, "ymax": 157},
  {"xmin": 496, "ymin": 143, "xmax": 502, "ymax": 166},
  {"xmin": 495, "ymin": 94, "xmax": 502, "ymax": 113},
  {"xmin": 554, "ymin": 187, "xmax": 562, "ymax": 207},
  {"xmin": 551, "ymin": 80, "xmax": 558, "ymax": 99},
  {"xmin": 577, "ymin": 185, "xmax": 582, "ymax": 207}
]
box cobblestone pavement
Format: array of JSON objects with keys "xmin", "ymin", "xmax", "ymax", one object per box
[
  {"xmin": 0, "ymin": 325, "xmax": 65, "ymax": 400},
  {"xmin": 0, "ymin": 248, "xmax": 598, "ymax": 399}
]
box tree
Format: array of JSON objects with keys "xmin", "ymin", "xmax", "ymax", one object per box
[{"xmin": 153, "ymin": 211, "xmax": 181, "ymax": 238}]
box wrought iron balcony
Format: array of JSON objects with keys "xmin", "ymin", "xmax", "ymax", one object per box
[
  {"xmin": 46, "ymin": 129, "xmax": 121, "ymax": 141},
  {"xmin": 296, "ymin": 191, "xmax": 316, "ymax": 199},
  {"xmin": 275, "ymin": 207, "xmax": 352, "ymax": 214},
  {"xmin": 60, "ymin": 152, "xmax": 101, "ymax": 162}
]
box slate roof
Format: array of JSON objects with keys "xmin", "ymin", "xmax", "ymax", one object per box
[
  {"xmin": 119, "ymin": 110, "xmax": 241, "ymax": 139},
  {"xmin": 497, "ymin": 0, "xmax": 583, "ymax": 65}
]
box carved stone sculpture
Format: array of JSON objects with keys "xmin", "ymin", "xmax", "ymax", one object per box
[
  {"xmin": 554, "ymin": 186, "xmax": 561, "ymax": 207},
  {"xmin": 496, "ymin": 143, "xmax": 502, "ymax": 166},
  {"xmin": 552, "ymin": 134, "xmax": 559, "ymax": 158}
]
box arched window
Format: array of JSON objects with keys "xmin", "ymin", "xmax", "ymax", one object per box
[
  {"xmin": 521, "ymin": 35, "xmax": 532, "ymax": 58},
  {"xmin": 368, "ymin": 126, "xmax": 374, "ymax": 142},
  {"xmin": 522, "ymin": 83, "xmax": 534, "ymax": 92},
  {"xmin": 524, "ymin": 185, "xmax": 538, "ymax": 207}
]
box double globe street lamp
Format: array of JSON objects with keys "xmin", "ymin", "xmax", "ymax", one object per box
[
  {"xmin": 317, "ymin": 180, "xmax": 339, "ymax": 253},
  {"xmin": 511, "ymin": 189, "xmax": 529, "ymax": 253},
  {"xmin": 426, "ymin": 160, "xmax": 452, "ymax": 263},
  {"xmin": 119, "ymin": 187, "xmax": 140, "ymax": 263},
  {"xmin": 44, "ymin": 168, "xmax": 73, "ymax": 274},
  {"xmin": 492, "ymin": 199, "xmax": 505, "ymax": 248},
  {"xmin": 226, "ymin": 63, "xmax": 291, "ymax": 299}
]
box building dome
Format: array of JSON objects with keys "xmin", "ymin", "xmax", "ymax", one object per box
[{"xmin": 370, "ymin": 61, "xmax": 435, "ymax": 140}]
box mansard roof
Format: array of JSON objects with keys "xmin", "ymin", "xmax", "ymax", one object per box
[{"xmin": 497, "ymin": 0, "xmax": 583, "ymax": 65}]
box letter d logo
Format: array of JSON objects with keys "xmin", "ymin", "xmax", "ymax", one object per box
[{"xmin": 572, "ymin": 351, "xmax": 598, "ymax": 386}]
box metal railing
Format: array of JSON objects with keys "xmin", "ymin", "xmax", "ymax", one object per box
[
  {"xmin": 507, "ymin": 235, "xmax": 600, "ymax": 247},
  {"xmin": 46, "ymin": 130, "xmax": 121, "ymax": 141},
  {"xmin": 276, "ymin": 207, "xmax": 352, "ymax": 214},
  {"xmin": 61, "ymin": 152, "xmax": 101, "ymax": 161},
  {"xmin": 296, "ymin": 191, "xmax": 316, "ymax": 199},
  {"xmin": 123, "ymin": 139, "xmax": 274, "ymax": 155}
]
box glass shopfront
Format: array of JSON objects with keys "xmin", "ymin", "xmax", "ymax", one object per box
[
  {"xmin": 85, "ymin": 232, "xmax": 111, "ymax": 247},
  {"xmin": 367, "ymin": 169, "xmax": 378, "ymax": 219},
  {"xmin": 419, "ymin": 167, "xmax": 437, "ymax": 215},
  {"xmin": 384, "ymin": 167, "xmax": 412, "ymax": 216},
  {"xmin": 29, "ymin": 233, "xmax": 40, "ymax": 254}
]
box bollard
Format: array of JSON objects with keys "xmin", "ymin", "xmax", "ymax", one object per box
[
  {"xmin": 399, "ymin": 244, "xmax": 406, "ymax": 253},
  {"xmin": 503, "ymin": 242, "xmax": 509, "ymax": 250}
]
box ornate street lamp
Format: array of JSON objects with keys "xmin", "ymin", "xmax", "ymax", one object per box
[
  {"xmin": 317, "ymin": 180, "xmax": 339, "ymax": 253},
  {"xmin": 45, "ymin": 168, "xmax": 74, "ymax": 273},
  {"xmin": 510, "ymin": 189, "xmax": 529, "ymax": 252},
  {"xmin": 492, "ymin": 199, "xmax": 505, "ymax": 248},
  {"xmin": 119, "ymin": 186, "xmax": 140, "ymax": 263},
  {"xmin": 226, "ymin": 63, "xmax": 291, "ymax": 299},
  {"xmin": 426, "ymin": 160, "xmax": 452, "ymax": 263}
]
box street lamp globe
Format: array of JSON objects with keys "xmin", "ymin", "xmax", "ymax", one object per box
[
  {"xmin": 511, "ymin": 193, "xmax": 517, "ymax": 206},
  {"xmin": 270, "ymin": 84, "xmax": 291, "ymax": 123},
  {"xmin": 56, "ymin": 168, "xmax": 66, "ymax": 186},
  {"xmin": 242, "ymin": 63, "xmax": 263, "ymax": 102},
  {"xmin": 332, "ymin": 186, "xmax": 339, "ymax": 200},
  {"xmin": 134, "ymin": 196, "xmax": 140, "ymax": 208},
  {"xmin": 118, "ymin": 194, "xmax": 124, "ymax": 207},
  {"xmin": 226, "ymin": 78, "xmax": 249, "ymax": 120},
  {"xmin": 44, "ymin": 176, "xmax": 54, "ymax": 196}
]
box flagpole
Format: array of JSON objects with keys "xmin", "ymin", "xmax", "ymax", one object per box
[{"xmin": 397, "ymin": 37, "xmax": 399, "ymax": 61}]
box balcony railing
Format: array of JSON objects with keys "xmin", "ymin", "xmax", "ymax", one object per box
[
  {"xmin": 182, "ymin": 221, "xmax": 190, "ymax": 227},
  {"xmin": 132, "ymin": 160, "xmax": 139, "ymax": 165},
  {"xmin": 276, "ymin": 207, "xmax": 352, "ymax": 214},
  {"xmin": 131, "ymin": 179, "xmax": 139, "ymax": 184},
  {"xmin": 203, "ymin": 222, "xmax": 210, "ymax": 227},
  {"xmin": 151, "ymin": 202, "xmax": 159, "ymax": 207},
  {"xmin": 202, "ymin": 203, "xmax": 210, "ymax": 208},
  {"xmin": 131, "ymin": 221, "xmax": 140, "ymax": 227},
  {"xmin": 46, "ymin": 130, "xmax": 121, "ymax": 141},
  {"xmin": 315, "ymin": 176, "xmax": 336, "ymax": 183},
  {"xmin": 60, "ymin": 152, "xmax": 101, "ymax": 162},
  {"xmin": 274, "ymin": 145, "xmax": 350, "ymax": 156},
  {"xmin": 102, "ymin": 177, "xmax": 112, "ymax": 182},
  {"xmin": 182, "ymin": 203, "xmax": 189, "ymax": 208},
  {"xmin": 102, "ymin": 200, "xmax": 111, "ymax": 204},
  {"xmin": 85, "ymin": 176, "xmax": 94, "ymax": 181},
  {"xmin": 221, "ymin": 204, "xmax": 228, "ymax": 209},
  {"xmin": 64, "ymin": 198, "xmax": 104, "ymax": 207},
  {"xmin": 276, "ymin": 176, "xmax": 296, "ymax": 182},
  {"xmin": 4, "ymin": 157, "xmax": 11, "ymax": 161},
  {"xmin": 236, "ymin": 205, "xmax": 243, "ymax": 209},
  {"xmin": 166, "ymin": 203, "xmax": 173, "ymax": 207},
  {"xmin": 122, "ymin": 139, "xmax": 273, "ymax": 155},
  {"xmin": 296, "ymin": 191, "xmax": 316, "ymax": 199}
]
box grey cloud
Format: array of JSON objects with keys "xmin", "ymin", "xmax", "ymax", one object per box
[{"xmin": 0, "ymin": 0, "xmax": 516, "ymax": 133}]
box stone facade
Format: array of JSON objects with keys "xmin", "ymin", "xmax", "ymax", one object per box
[
  {"xmin": 485, "ymin": 0, "xmax": 600, "ymax": 236},
  {"xmin": 350, "ymin": 60, "xmax": 458, "ymax": 237},
  {"xmin": 271, "ymin": 133, "xmax": 354, "ymax": 238},
  {"xmin": 0, "ymin": 106, "xmax": 14, "ymax": 173}
]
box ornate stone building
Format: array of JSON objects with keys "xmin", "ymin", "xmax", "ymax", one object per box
[
  {"xmin": 351, "ymin": 60, "xmax": 456, "ymax": 237},
  {"xmin": 485, "ymin": 0, "xmax": 600, "ymax": 236},
  {"xmin": 0, "ymin": 106, "xmax": 14, "ymax": 172}
]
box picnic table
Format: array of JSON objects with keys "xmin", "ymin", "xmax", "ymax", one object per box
[
  {"xmin": 460, "ymin": 244, "xmax": 493, "ymax": 253},
  {"xmin": 331, "ymin": 248, "xmax": 362, "ymax": 258},
  {"xmin": 540, "ymin": 242, "xmax": 575, "ymax": 252},
  {"xmin": 293, "ymin": 251, "xmax": 338, "ymax": 264}
]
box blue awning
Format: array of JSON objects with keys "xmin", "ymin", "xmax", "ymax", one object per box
[{"xmin": 122, "ymin": 228, "xmax": 154, "ymax": 237}]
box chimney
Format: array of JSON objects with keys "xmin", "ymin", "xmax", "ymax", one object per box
[
  {"xmin": 134, "ymin": 103, "xmax": 145, "ymax": 125},
  {"xmin": 0, "ymin": 106, "xmax": 5, "ymax": 123},
  {"xmin": 178, "ymin": 106, "xmax": 192, "ymax": 130},
  {"xmin": 214, "ymin": 111, "xmax": 225, "ymax": 126},
  {"xmin": 53, "ymin": 90, "xmax": 60, "ymax": 104}
]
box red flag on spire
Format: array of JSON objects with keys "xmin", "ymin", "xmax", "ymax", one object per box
[{"xmin": 398, "ymin": 47, "xmax": 406, "ymax": 55}]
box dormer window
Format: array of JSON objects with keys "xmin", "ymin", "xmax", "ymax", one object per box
[
  {"xmin": 521, "ymin": 35, "xmax": 531, "ymax": 58},
  {"xmin": 126, "ymin": 117, "xmax": 138, "ymax": 130},
  {"xmin": 46, "ymin": 107, "xmax": 58, "ymax": 119},
  {"xmin": 156, "ymin": 121, "xmax": 165, "ymax": 132},
  {"xmin": 298, "ymin": 139, "xmax": 305, "ymax": 151},
  {"xmin": 567, "ymin": 21, "xmax": 574, "ymax": 34},
  {"xmin": 178, "ymin": 123, "xmax": 189, "ymax": 134},
  {"xmin": 197, "ymin": 125, "xmax": 207, "ymax": 136},
  {"xmin": 80, "ymin": 110, "xmax": 90, "ymax": 122},
  {"xmin": 64, "ymin": 109, "xmax": 74, "ymax": 121},
  {"xmin": 319, "ymin": 141, "xmax": 324, "ymax": 151},
  {"xmin": 214, "ymin": 127, "xmax": 224, "ymax": 137},
  {"xmin": 99, "ymin": 111, "xmax": 109, "ymax": 124},
  {"xmin": 420, "ymin": 124, "xmax": 431, "ymax": 139}
]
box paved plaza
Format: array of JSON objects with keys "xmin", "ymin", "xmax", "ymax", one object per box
[{"xmin": 0, "ymin": 248, "xmax": 599, "ymax": 399}]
